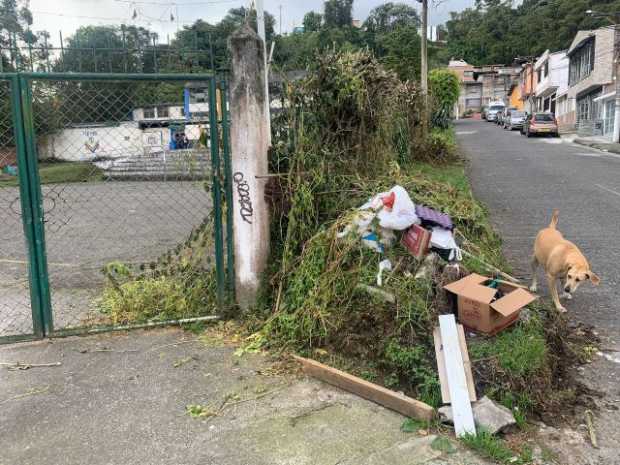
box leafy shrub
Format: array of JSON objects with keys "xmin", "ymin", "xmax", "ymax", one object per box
[{"xmin": 429, "ymin": 69, "xmax": 460, "ymax": 129}]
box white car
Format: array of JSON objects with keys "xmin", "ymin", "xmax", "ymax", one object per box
[{"xmin": 486, "ymin": 104, "xmax": 505, "ymax": 122}]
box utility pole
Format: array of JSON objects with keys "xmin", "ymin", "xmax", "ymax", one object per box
[
  {"xmin": 418, "ymin": 0, "xmax": 429, "ymax": 135},
  {"xmin": 612, "ymin": 25, "xmax": 620, "ymax": 143},
  {"xmin": 255, "ymin": 0, "xmax": 271, "ymax": 144}
]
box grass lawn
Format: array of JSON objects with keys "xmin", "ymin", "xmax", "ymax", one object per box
[{"xmin": 0, "ymin": 161, "xmax": 103, "ymax": 187}]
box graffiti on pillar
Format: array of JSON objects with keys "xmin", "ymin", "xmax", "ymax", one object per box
[{"xmin": 233, "ymin": 172, "xmax": 253, "ymax": 224}]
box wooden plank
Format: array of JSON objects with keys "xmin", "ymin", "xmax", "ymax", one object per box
[
  {"xmin": 434, "ymin": 325, "xmax": 476, "ymax": 404},
  {"xmin": 439, "ymin": 314, "xmax": 476, "ymax": 437},
  {"xmin": 292, "ymin": 355, "xmax": 435, "ymax": 421},
  {"xmin": 433, "ymin": 327, "xmax": 450, "ymax": 404},
  {"xmin": 457, "ymin": 324, "xmax": 477, "ymax": 402}
]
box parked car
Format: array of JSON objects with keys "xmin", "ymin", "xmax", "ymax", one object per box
[
  {"xmin": 486, "ymin": 103, "xmax": 505, "ymax": 122},
  {"xmin": 503, "ymin": 110, "xmax": 527, "ymax": 130},
  {"xmin": 497, "ymin": 107, "xmax": 516, "ymax": 126},
  {"xmin": 521, "ymin": 113, "xmax": 559, "ymax": 137}
]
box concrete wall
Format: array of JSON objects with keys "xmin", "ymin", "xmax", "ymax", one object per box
[
  {"xmin": 38, "ymin": 122, "xmax": 209, "ymax": 160},
  {"xmin": 38, "ymin": 123, "xmax": 143, "ymax": 161}
]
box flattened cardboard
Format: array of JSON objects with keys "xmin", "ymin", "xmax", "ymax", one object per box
[
  {"xmin": 443, "ymin": 273, "xmax": 536, "ymax": 334},
  {"xmin": 491, "ymin": 288, "xmax": 537, "ymax": 317}
]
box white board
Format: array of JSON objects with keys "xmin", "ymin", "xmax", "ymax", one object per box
[{"xmin": 439, "ymin": 314, "xmax": 476, "ymax": 437}]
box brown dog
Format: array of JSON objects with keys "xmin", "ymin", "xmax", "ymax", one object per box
[{"xmin": 530, "ymin": 210, "xmax": 600, "ymax": 312}]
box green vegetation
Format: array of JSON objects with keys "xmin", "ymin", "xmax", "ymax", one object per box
[
  {"xmin": 98, "ymin": 217, "xmax": 218, "ymax": 325},
  {"xmin": 400, "ymin": 417, "xmax": 429, "ymax": 433},
  {"xmin": 461, "ymin": 431, "xmax": 532, "ymax": 464},
  {"xmin": 429, "ymin": 69, "xmax": 460, "ymax": 129},
  {"xmin": 470, "ymin": 316, "xmax": 547, "ymax": 378},
  {"xmin": 446, "ymin": 0, "xmax": 620, "ymax": 66},
  {"xmin": 431, "ymin": 436, "xmax": 457, "ymax": 454},
  {"xmin": 185, "ymin": 404, "xmax": 216, "ymax": 418},
  {"xmin": 246, "ymin": 49, "xmax": 483, "ymax": 406},
  {"xmin": 0, "ymin": 161, "xmax": 103, "ymax": 187}
]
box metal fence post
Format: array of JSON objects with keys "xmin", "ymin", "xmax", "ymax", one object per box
[
  {"xmin": 208, "ymin": 77, "xmax": 226, "ymax": 307},
  {"xmin": 10, "ymin": 75, "xmax": 45, "ymax": 337},
  {"xmin": 18, "ymin": 75, "xmax": 54, "ymax": 334},
  {"xmin": 218, "ymin": 79, "xmax": 235, "ymax": 296}
]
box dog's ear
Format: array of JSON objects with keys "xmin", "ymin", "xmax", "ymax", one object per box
[{"xmin": 587, "ymin": 272, "xmax": 601, "ymax": 286}]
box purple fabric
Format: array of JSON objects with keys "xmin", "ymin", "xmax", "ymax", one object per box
[{"xmin": 415, "ymin": 205, "xmax": 453, "ymax": 230}]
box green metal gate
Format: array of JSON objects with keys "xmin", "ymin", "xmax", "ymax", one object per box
[{"xmin": 0, "ymin": 73, "xmax": 233, "ymax": 343}]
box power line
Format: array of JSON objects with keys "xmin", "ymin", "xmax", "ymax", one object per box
[
  {"xmin": 114, "ymin": 0, "xmax": 238, "ymax": 5},
  {"xmin": 31, "ymin": 10, "xmax": 196, "ymax": 25}
]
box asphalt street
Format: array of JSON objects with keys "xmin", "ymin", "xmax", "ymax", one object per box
[{"xmin": 457, "ymin": 119, "xmax": 620, "ymax": 464}]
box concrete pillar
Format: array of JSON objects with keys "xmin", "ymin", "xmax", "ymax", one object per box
[{"xmin": 228, "ymin": 24, "xmax": 270, "ymax": 309}]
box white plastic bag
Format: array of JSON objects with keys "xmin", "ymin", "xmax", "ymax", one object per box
[
  {"xmin": 430, "ymin": 227, "xmax": 462, "ymax": 261},
  {"xmin": 361, "ymin": 185, "xmax": 419, "ymax": 231}
]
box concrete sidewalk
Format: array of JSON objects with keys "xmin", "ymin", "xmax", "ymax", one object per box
[
  {"xmin": 0, "ymin": 327, "xmax": 488, "ymax": 465},
  {"xmin": 567, "ymin": 134, "xmax": 620, "ymax": 154}
]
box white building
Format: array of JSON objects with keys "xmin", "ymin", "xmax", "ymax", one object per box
[{"xmin": 534, "ymin": 50, "xmax": 569, "ymax": 115}]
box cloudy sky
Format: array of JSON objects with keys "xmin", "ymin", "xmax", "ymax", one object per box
[{"xmin": 28, "ymin": 0, "xmax": 476, "ymax": 44}]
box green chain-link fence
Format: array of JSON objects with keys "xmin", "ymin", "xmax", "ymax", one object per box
[{"xmin": 0, "ymin": 73, "xmax": 232, "ymax": 343}]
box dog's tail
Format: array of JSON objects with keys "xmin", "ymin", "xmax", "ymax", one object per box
[{"xmin": 549, "ymin": 209, "xmax": 559, "ymax": 229}]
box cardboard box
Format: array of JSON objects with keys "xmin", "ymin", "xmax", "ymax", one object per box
[
  {"xmin": 402, "ymin": 224, "xmax": 431, "ymax": 259},
  {"xmin": 443, "ymin": 273, "xmax": 536, "ymax": 334}
]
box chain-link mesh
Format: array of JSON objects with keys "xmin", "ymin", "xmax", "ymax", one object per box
[
  {"xmin": 0, "ymin": 79, "xmax": 35, "ymax": 338},
  {"xmin": 28, "ymin": 77, "xmax": 219, "ymax": 331}
]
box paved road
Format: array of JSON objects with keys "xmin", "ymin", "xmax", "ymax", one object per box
[
  {"xmin": 0, "ymin": 181, "xmax": 211, "ymax": 336},
  {"xmin": 458, "ymin": 119, "xmax": 620, "ymax": 464}
]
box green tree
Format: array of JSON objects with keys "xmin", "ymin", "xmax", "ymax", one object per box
[
  {"xmin": 429, "ymin": 69, "xmax": 459, "ymax": 128},
  {"xmin": 376, "ymin": 26, "xmax": 421, "ymax": 81},
  {"xmin": 57, "ymin": 25, "xmax": 156, "ymax": 73},
  {"xmin": 303, "ymin": 11, "xmax": 323, "ymax": 32},
  {"xmin": 173, "ymin": 7, "xmax": 276, "ymax": 71},
  {"xmin": 323, "ymin": 0, "xmax": 354, "ymax": 28},
  {"xmin": 364, "ymin": 2, "xmax": 420, "ymax": 33},
  {"xmin": 0, "ymin": 0, "xmax": 49, "ymax": 71},
  {"xmin": 445, "ymin": 0, "xmax": 613, "ymax": 66}
]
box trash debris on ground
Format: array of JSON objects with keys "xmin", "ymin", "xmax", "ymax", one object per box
[
  {"xmin": 1, "ymin": 165, "xmax": 18, "ymax": 177},
  {"xmin": 434, "ymin": 322, "xmax": 476, "ymax": 404},
  {"xmin": 361, "ymin": 185, "xmax": 420, "ymax": 231},
  {"xmin": 430, "ymin": 226, "xmax": 462, "ymax": 262},
  {"xmin": 414, "ymin": 252, "xmax": 441, "ymax": 280},
  {"xmin": 437, "ymin": 314, "xmax": 476, "ymax": 437},
  {"xmin": 402, "ymin": 224, "xmax": 432, "ymax": 259},
  {"xmin": 438, "ymin": 396, "xmax": 517, "ymax": 435},
  {"xmin": 356, "ymin": 283, "xmax": 396, "ymax": 303},
  {"xmin": 293, "ymin": 355, "xmax": 435, "ymax": 421},
  {"xmin": 416, "ymin": 204, "xmax": 454, "ymax": 230},
  {"xmin": 443, "ymin": 273, "xmax": 536, "ymax": 334},
  {"xmin": 376, "ymin": 259, "xmax": 393, "ymax": 286}
]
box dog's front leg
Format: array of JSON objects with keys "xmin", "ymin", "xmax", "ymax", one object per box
[
  {"xmin": 530, "ymin": 255, "xmax": 539, "ymax": 292},
  {"xmin": 547, "ymin": 274, "xmax": 567, "ymax": 313}
]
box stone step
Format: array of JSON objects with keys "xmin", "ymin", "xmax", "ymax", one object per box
[
  {"xmin": 107, "ymin": 163, "xmax": 210, "ymax": 171},
  {"xmin": 103, "ymin": 171, "xmax": 210, "ymax": 180}
]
